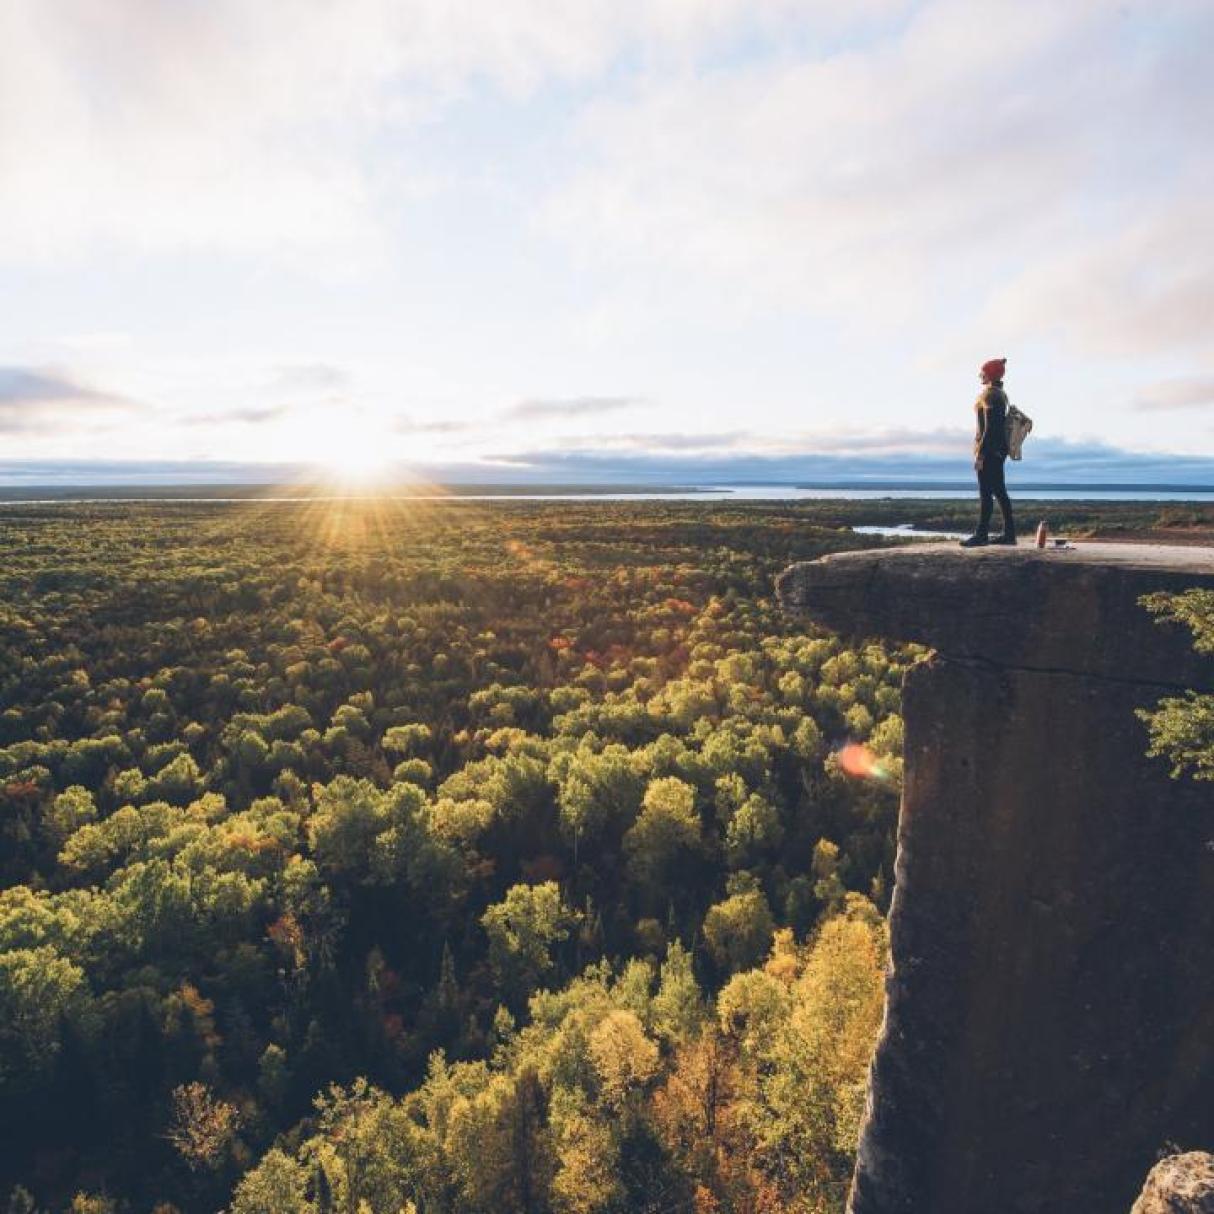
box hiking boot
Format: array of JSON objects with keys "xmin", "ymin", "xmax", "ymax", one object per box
[
  {"xmin": 959, "ymin": 533, "xmax": 989, "ymax": 548},
  {"xmin": 990, "ymin": 532, "xmax": 1017, "ymax": 546}
]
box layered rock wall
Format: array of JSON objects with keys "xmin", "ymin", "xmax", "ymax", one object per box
[{"xmin": 777, "ymin": 543, "xmax": 1214, "ymax": 1214}]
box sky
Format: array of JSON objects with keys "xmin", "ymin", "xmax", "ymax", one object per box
[{"xmin": 2, "ymin": 0, "xmax": 1213, "ymax": 485}]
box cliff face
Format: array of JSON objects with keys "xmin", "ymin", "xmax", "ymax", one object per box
[{"xmin": 777, "ymin": 543, "xmax": 1214, "ymax": 1214}]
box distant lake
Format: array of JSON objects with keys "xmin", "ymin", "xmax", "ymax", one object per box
[{"xmin": 2, "ymin": 481, "xmax": 1214, "ymax": 504}]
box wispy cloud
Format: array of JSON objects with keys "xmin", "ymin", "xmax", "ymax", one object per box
[
  {"xmin": 1134, "ymin": 376, "xmax": 1214, "ymax": 412},
  {"xmin": 571, "ymin": 430, "xmax": 747, "ymax": 451},
  {"xmin": 0, "ymin": 0, "xmax": 837, "ymax": 268},
  {"xmin": 787, "ymin": 428, "xmax": 971, "ymax": 456},
  {"xmin": 503, "ymin": 426, "xmax": 971, "ymax": 456},
  {"xmin": 546, "ymin": 0, "xmax": 1214, "ymax": 356},
  {"xmin": 266, "ymin": 363, "xmax": 352, "ymax": 394},
  {"xmin": 181, "ymin": 405, "xmax": 291, "ymax": 427},
  {"xmin": 503, "ymin": 396, "xmax": 643, "ymax": 420},
  {"xmin": 0, "ymin": 366, "xmax": 142, "ymax": 433},
  {"xmin": 394, "ymin": 416, "xmax": 472, "ymax": 434},
  {"xmin": 0, "ymin": 459, "xmax": 309, "ymax": 486},
  {"xmin": 984, "ymin": 200, "xmax": 1214, "ymax": 359},
  {"xmin": 1, "ymin": 368, "xmax": 112, "ymax": 405}
]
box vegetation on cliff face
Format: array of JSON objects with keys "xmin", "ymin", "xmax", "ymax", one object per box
[
  {"xmin": 0, "ymin": 500, "xmax": 911, "ymax": 1213},
  {"xmin": 1139, "ymin": 589, "xmax": 1214, "ymax": 781}
]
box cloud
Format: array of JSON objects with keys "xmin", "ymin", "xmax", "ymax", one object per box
[
  {"xmin": 1134, "ymin": 376, "xmax": 1214, "ymax": 412},
  {"xmin": 504, "ymin": 395, "xmax": 643, "ymax": 420},
  {"xmin": 0, "ymin": 0, "xmax": 859, "ymax": 268},
  {"xmin": 266, "ymin": 364, "xmax": 352, "ymax": 394},
  {"xmin": 0, "ymin": 459, "xmax": 310, "ymax": 487},
  {"xmin": 54, "ymin": 331, "xmax": 133, "ymax": 353},
  {"xmin": 548, "ymin": 2, "xmax": 1094, "ymax": 309},
  {"xmin": 501, "ymin": 426, "xmax": 972, "ymax": 456},
  {"xmin": 0, "ymin": 368, "xmax": 109, "ymax": 405},
  {"xmin": 5, "ymin": 430, "xmax": 1214, "ymax": 488},
  {"xmin": 0, "ymin": 366, "xmax": 142, "ymax": 433},
  {"xmin": 544, "ymin": 0, "xmax": 1214, "ymax": 354},
  {"xmin": 983, "ymin": 199, "xmax": 1214, "ymax": 358},
  {"xmin": 566, "ymin": 430, "xmax": 748, "ymax": 451},
  {"xmin": 4, "ymin": 0, "xmax": 1212, "ymax": 470},
  {"xmin": 787, "ymin": 428, "xmax": 971, "ymax": 456},
  {"xmin": 394, "ymin": 417, "xmax": 473, "ymax": 434},
  {"xmin": 474, "ymin": 435, "xmax": 1214, "ymax": 486},
  {"xmin": 0, "ymin": 5, "xmax": 371, "ymax": 265},
  {"xmin": 181, "ymin": 405, "xmax": 291, "ymax": 427}
]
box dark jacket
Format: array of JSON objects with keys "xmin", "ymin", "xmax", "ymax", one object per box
[{"xmin": 975, "ymin": 381, "xmax": 1009, "ymax": 459}]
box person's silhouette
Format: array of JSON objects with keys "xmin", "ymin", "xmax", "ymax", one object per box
[{"xmin": 960, "ymin": 358, "xmax": 1015, "ymax": 547}]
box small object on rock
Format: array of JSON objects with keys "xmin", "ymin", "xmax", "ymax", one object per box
[
  {"xmin": 1036, "ymin": 519, "xmax": 1048, "ymax": 548},
  {"xmin": 1130, "ymin": 1152, "xmax": 1214, "ymax": 1213}
]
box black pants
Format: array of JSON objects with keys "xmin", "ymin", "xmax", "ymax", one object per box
[{"xmin": 977, "ymin": 454, "xmax": 1013, "ymax": 536}]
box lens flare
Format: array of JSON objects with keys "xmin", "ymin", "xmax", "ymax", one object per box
[{"xmin": 837, "ymin": 742, "xmax": 893, "ymax": 784}]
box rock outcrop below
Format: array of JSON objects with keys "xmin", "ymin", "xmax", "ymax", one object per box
[
  {"xmin": 1131, "ymin": 1150, "xmax": 1214, "ymax": 1209},
  {"xmin": 1131, "ymin": 1153, "xmax": 1214, "ymax": 1213},
  {"xmin": 777, "ymin": 543, "xmax": 1214, "ymax": 1214}
]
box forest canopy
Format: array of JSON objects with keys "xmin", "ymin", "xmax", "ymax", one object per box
[{"xmin": 0, "ymin": 498, "xmax": 919, "ymax": 1212}]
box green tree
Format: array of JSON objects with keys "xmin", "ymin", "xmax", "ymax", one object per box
[
  {"xmin": 702, "ymin": 879, "xmax": 775, "ymax": 975},
  {"xmin": 724, "ymin": 793, "xmax": 783, "ymax": 866},
  {"xmin": 229, "ymin": 1148, "xmax": 312, "ymax": 1214},
  {"xmin": 0, "ymin": 946, "xmax": 90, "ymax": 1088},
  {"xmin": 624, "ymin": 777, "xmax": 701, "ymax": 898},
  {"xmin": 307, "ymin": 777, "xmax": 390, "ymax": 875},
  {"xmin": 557, "ymin": 746, "xmax": 644, "ymax": 860},
  {"xmin": 1139, "ymin": 589, "xmax": 1214, "ymax": 779},
  {"xmin": 652, "ymin": 939, "xmax": 705, "ymax": 1045},
  {"xmin": 482, "ymin": 882, "xmax": 580, "ymax": 999},
  {"xmin": 44, "ymin": 785, "xmax": 97, "ymax": 846},
  {"xmin": 383, "ymin": 723, "xmax": 432, "ymax": 758},
  {"xmin": 812, "ymin": 838, "xmax": 847, "ymax": 912}
]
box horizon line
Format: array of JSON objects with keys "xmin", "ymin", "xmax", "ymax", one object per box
[{"xmin": 3, "ymin": 477, "xmax": 1214, "ymax": 500}]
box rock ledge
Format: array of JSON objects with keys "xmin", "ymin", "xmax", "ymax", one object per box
[{"xmin": 778, "ymin": 542, "xmax": 1214, "ymax": 1214}]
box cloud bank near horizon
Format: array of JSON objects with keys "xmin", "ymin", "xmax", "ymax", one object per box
[{"xmin": 4, "ymin": 433, "xmax": 1213, "ymax": 489}]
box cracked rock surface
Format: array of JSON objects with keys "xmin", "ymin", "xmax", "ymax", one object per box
[{"xmin": 777, "ymin": 543, "xmax": 1214, "ymax": 1214}]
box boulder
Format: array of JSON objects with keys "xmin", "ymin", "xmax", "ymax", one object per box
[{"xmin": 1131, "ymin": 1153, "xmax": 1214, "ymax": 1213}]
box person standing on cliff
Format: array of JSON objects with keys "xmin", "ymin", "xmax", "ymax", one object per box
[{"xmin": 960, "ymin": 357, "xmax": 1015, "ymax": 547}]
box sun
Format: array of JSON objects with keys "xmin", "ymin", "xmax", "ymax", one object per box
[
  {"xmin": 288, "ymin": 407, "xmax": 399, "ymax": 487},
  {"xmin": 323, "ymin": 432, "xmax": 393, "ymax": 484}
]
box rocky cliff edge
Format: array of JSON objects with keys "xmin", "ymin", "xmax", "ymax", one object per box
[{"xmin": 777, "ymin": 542, "xmax": 1214, "ymax": 1214}]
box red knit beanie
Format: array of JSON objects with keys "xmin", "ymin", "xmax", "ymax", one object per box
[{"xmin": 981, "ymin": 358, "xmax": 1007, "ymax": 381}]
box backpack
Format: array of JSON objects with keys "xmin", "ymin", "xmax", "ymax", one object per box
[{"xmin": 1006, "ymin": 404, "xmax": 1033, "ymax": 461}]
